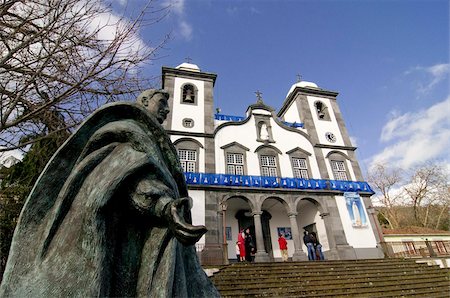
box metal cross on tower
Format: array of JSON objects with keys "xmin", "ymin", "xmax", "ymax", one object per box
[
  {"xmin": 296, "ymin": 74, "xmax": 303, "ymax": 82},
  {"xmin": 185, "ymin": 57, "xmax": 193, "ymax": 63},
  {"xmin": 255, "ymin": 90, "xmax": 263, "ymax": 103}
]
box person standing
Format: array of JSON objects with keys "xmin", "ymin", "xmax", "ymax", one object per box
[
  {"xmin": 310, "ymin": 232, "xmax": 325, "ymax": 260},
  {"xmin": 237, "ymin": 229, "xmax": 246, "ymax": 262},
  {"xmin": 303, "ymin": 231, "xmax": 316, "ymax": 261},
  {"xmin": 244, "ymin": 228, "xmax": 255, "ymax": 262},
  {"xmin": 278, "ymin": 233, "xmax": 288, "ymax": 262}
]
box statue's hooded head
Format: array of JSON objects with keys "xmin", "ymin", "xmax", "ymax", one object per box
[{"xmin": 137, "ymin": 89, "xmax": 170, "ymax": 124}]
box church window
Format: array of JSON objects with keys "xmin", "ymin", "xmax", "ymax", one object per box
[
  {"xmin": 314, "ymin": 101, "xmax": 330, "ymax": 121},
  {"xmin": 182, "ymin": 84, "xmax": 196, "ymax": 104},
  {"xmin": 260, "ymin": 155, "xmax": 277, "ymax": 177},
  {"xmin": 331, "ymin": 160, "xmax": 348, "ymax": 180},
  {"xmin": 178, "ymin": 149, "xmax": 197, "ymax": 172},
  {"xmin": 226, "ymin": 153, "xmax": 244, "ymax": 175},
  {"xmin": 292, "ymin": 157, "xmax": 309, "ymax": 179},
  {"xmin": 182, "ymin": 118, "xmax": 194, "ymax": 128}
]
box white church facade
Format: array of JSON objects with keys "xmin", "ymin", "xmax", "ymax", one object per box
[{"xmin": 161, "ymin": 62, "xmax": 384, "ymax": 264}]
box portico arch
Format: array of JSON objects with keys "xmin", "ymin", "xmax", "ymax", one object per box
[{"xmin": 296, "ymin": 197, "xmax": 330, "ymax": 257}]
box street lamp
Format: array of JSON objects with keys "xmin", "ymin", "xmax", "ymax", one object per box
[{"xmin": 220, "ymin": 202, "xmax": 229, "ymax": 264}]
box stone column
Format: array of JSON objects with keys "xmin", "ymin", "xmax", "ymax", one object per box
[
  {"xmin": 288, "ymin": 212, "xmax": 308, "ymax": 261},
  {"xmin": 253, "ymin": 211, "xmax": 270, "ymax": 262}
]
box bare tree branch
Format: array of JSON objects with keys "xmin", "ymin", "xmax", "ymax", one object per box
[{"xmin": 0, "ymin": 0, "xmax": 169, "ymax": 150}]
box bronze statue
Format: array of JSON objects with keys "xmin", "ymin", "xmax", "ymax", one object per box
[{"xmin": 0, "ymin": 90, "xmax": 219, "ymax": 297}]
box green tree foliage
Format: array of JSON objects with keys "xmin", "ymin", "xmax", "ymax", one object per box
[{"xmin": 0, "ymin": 134, "xmax": 67, "ymax": 280}]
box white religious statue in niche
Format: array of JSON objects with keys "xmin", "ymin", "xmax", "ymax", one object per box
[
  {"xmin": 352, "ymin": 201, "xmax": 362, "ymax": 226},
  {"xmin": 260, "ymin": 123, "xmax": 269, "ymax": 140}
]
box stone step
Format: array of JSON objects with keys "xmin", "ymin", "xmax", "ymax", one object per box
[
  {"xmin": 217, "ymin": 279, "xmax": 450, "ymax": 297},
  {"xmin": 213, "ymin": 264, "xmax": 443, "ymax": 279},
  {"xmin": 213, "ymin": 273, "xmax": 448, "ymax": 290},
  {"xmin": 210, "ymin": 259, "xmax": 450, "ymax": 297},
  {"xmin": 212, "ymin": 270, "xmax": 449, "ymax": 287}
]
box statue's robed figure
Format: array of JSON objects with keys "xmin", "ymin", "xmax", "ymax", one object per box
[{"xmin": 0, "ymin": 90, "xmax": 219, "ymax": 297}]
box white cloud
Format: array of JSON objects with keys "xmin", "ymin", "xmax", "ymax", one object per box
[
  {"xmin": 404, "ymin": 63, "xmax": 450, "ymax": 94},
  {"xmin": 179, "ymin": 21, "xmax": 193, "ymax": 41},
  {"xmin": 370, "ymin": 96, "xmax": 450, "ymax": 169},
  {"xmin": 162, "ymin": 0, "xmax": 193, "ymax": 41}
]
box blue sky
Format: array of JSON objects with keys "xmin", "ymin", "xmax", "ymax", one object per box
[
  {"xmin": 4, "ymin": 0, "xmax": 442, "ymax": 177},
  {"xmin": 124, "ymin": 0, "xmax": 449, "ymax": 175}
]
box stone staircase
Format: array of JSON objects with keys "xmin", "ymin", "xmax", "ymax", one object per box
[{"xmin": 210, "ymin": 259, "xmax": 450, "ymax": 297}]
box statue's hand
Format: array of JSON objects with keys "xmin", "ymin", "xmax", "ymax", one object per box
[{"xmin": 166, "ymin": 197, "xmax": 207, "ymax": 246}]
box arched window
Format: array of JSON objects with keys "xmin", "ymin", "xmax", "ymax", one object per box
[
  {"xmin": 327, "ymin": 152, "xmax": 351, "ymax": 181},
  {"xmin": 221, "ymin": 142, "xmax": 249, "ymax": 175},
  {"xmin": 181, "ymin": 83, "xmax": 197, "ymax": 104},
  {"xmin": 314, "ymin": 100, "xmax": 330, "ymax": 121},
  {"xmin": 286, "ymin": 147, "xmax": 312, "ymax": 179},
  {"xmin": 255, "ymin": 145, "xmax": 282, "ymax": 177},
  {"xmin": 173, "ymin": 138, "xmax": 203, "ymax": 172}
]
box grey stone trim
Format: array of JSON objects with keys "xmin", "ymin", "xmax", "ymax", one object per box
[
  {"xmin": 354, "ymin": 247, "xmax": 384, "ymax": 259},
  {"xmin": 173, "ymin": 137, "xmax": 204, "ymax": 148},
  {"xmin": 162, "ymin": 74, "xmax": 175, "ymax": 131},
  {"xmin": 179, "ymin": 82, "xmax": 198, "ymax": 106},
  {"xmin": 162, "ymin": 67, "xmax": 217, "ymax": 86},
  {"xmin": 173, "ymin": 139, "xmax": 202, "ymax": 172},
  {"xmin": 182, "ymin": 118, "xmax": 194, "ymax": 128},
  {"xmin": 325, "ymin": 150, "xmax": 350, "ymax": 159},
  {"xmin": 220, "ymin": 142, "xmax": 250, "ymax": 151},
  {"xmin": 204, "ymin": 190, "xmax": 220, "ymax": 244},
  {"xmin": 315, "ymin": 144, "xmax": 357, "ymax": 151},
  {"xmin": 255, "ymin": 145, "xmax": 282, "ymax": 177},
  {"xmin": 254, "ymin": 114, "xmax": 275, "ymax": 143},
  {"xmin": 167, "ymin": 130, "xmax": 214, "ymax": 138},
  {"xmin": 313, "ymin": 100, "xmax": 331, "ymax": 121},
  {"xmin": 286, "ymin": 147, "xmax": 312, "ymax": 156},
  {"xmin": 326, "ymin": 151, "xmax": 352, "ymax": 181},
  {"xmin": 272, "ymin": 117, "xmax": 311, "ymax": 140},
  {"xmin": 221, "ymin": 143, "xmax": 249, "ymax": 175},
  {"xmin": 347, "ymin": 150, "xmax": 364, "ymax": 181},
  {"xmin": 254, "ymin": 144, "xmax": 282, "ymax": 155},
  {"xmin": 329, "ymin": 97, "xmax": 353, "ymax": 148},
  {"xmin": 291, "ymin": 93, "xmax": 329, "ymax": 179},
  {"xmin": 278, "ymin": 87, "xmax": 339, "ymax": 117},
  {"xmin": 203, "ymin": 79, "xmax": 215, "ymax": 135},
  {"xmin": 204, "ymin": 137, "xmax": 216, "ymax": 173},
  {"xmin": 287, "ymin": 148, "xmax": 313, "ymax": 179}
]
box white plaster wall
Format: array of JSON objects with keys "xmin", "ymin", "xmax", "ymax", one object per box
[
  {"xmin": 215, "ymin": 112, "xmax": 320, "ymax": 178},
  {"xmin": 225, "ymin": 210, "xmax": 241, "ymax": 259},
  {"xmin": 171, "ymin": 78, "xmax": 205, "ymax": 133},
  {"xmin": 297, "ymin": 202, "xmax": 329, "ymax": 251},
  {"xmin": 189, "ymin": 190, "xmax": 206, "ymax": 244},
  {"xmin": 322, "ymin": 148, "xmax": 357, "ymax": 181},
  {"xmin": 307, "ymin": 95, "xmax": 345, "ymax": 146},
  {"xmin": 384, "ymin": 235, "xmax": 450, "ymax": 242},
  {"xmin": 335, "ymin": 195, "xmax": 377, "ymax": 248},
  {"xmin": 268, "ymin": 209, "xmax": 295, "ymax": 258},
  {"xmin": 282, "ymin": 101, "xmax": 301, "ymax": 124},
  {"xmin": 170, "ymin": 135, "xmax": 205, "ymax": 173}
]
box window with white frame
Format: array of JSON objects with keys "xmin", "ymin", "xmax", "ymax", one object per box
[
  {"xmin": 292, "ymin": 157, "xmax": 309, "ymax": 179},
  {"xmin": 331, "ymin": 160, "xmax": 348, "ymax": 180},
  {"xmin": 260, "ymin": 155, "xmax": 277, "ymax": 177},
  {"xmin": 226, "ymin": 153, "xmax": 244, "ymax": 175},
  {"xmin": 178, "ymin": 149, "xmax": 197, "ymax": 172}
]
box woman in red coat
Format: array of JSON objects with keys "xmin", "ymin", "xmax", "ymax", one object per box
[{"xmin": 237, "ymin": 229, "xmax": 246, "ymax": 262}]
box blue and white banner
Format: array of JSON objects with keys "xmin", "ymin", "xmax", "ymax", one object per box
[{"xmin": 344, "ymin": 192, "xmax": 368, "ymax": 227}]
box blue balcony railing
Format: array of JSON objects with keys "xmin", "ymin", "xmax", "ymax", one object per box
[
  {"xmin": 184, "ymin": 172, "xmax": 373, "ymax": 193},
  {"xmin": 214, "ymin": 114, "xmax": 304, "ymax": 128}
]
